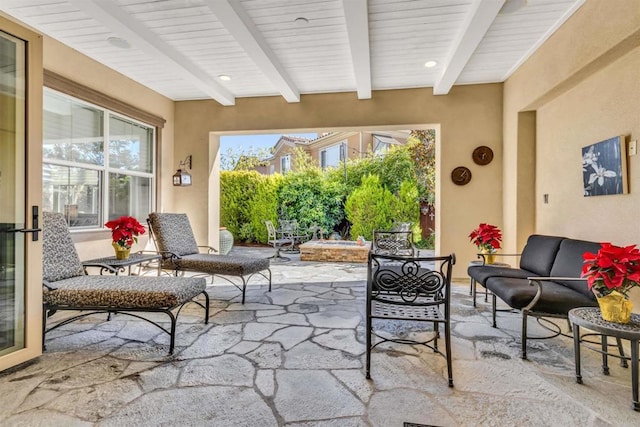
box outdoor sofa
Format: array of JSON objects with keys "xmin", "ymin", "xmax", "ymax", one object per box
[{"xmin": 468, "ymin": 234, "xmax": 601, "ymax": 358}]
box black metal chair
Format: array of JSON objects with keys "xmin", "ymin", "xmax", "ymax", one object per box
[
  {"xmin": 371, "ymin": 230, "xmax": 415, "ymax": 257},
  {"xmin": 366, "ymin": 252, "xmax": 456, "ymax": 386}
]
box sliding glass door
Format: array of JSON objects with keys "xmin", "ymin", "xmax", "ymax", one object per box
[
  {"xmin": 0, "ymin": 30, "xmax": 27, "ymax": 357},
  {"xmin": 0, "ymin": 19, "xmax": 43, "ymax": 371}
]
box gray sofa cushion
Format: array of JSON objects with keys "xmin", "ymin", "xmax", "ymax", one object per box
[
  {"xmin": 519, "ymin": 235, "xmax": 565, "ymax": 276},
  {"xmin": 42, "ymin": 212, "xmax": 85, "ymax": 282},
  {"xmin": 549, "ymin": 238, "xmax": 601, "ymax": 300},
  {"xmin": 485, "ymin": 277, "xmax": 598, "ymax": 313},
  {"xmin": 467, "ymin": 265, "xmax": 535, "ymax": 286},
  {"xmin": 44, "ymin": 276, "xmax": 206, "ymax": 309}
]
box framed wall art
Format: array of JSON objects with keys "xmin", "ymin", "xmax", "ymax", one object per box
[{"xmin": 582, "ymin": 135, "xmax": 628, "ymax": 197}]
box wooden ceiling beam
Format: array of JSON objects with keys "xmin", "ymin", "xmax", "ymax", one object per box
[
  {"xmin": 433, "ymin": 0, "xmax": 504, "ymax": 95},
  {"xmin": 205, "ymin": 0, "xmax": 300, "ymax": 103},
  {"xmin": 68, "ymin": 0, "xmax": 236, "ymax": 105}
]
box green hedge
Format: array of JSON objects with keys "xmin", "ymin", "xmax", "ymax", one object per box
[{"xmin": 220, "ymin": 137, "xmax": 434, "ymax": 246}]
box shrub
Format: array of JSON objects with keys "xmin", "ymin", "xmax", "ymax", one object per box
[
  {"xmin": 249, "ymin": 174, "xmax": 282, "ymax": 244},
  {"xmin": 220, "ymin": 170, "xmax": 263, "ymax": 238},
  {"xmin": 345, "ymin": 174, "xmax": 396, "ymax": 240},
  {"xmin": 278, "ymin": 169, "xmax": 345, "ymax": 234}
]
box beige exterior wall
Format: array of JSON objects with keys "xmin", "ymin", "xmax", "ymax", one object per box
[
  {"xmin": 503, "ymin": 1, "xmax": 640, "ymax": 304},
  {"xmin": 40, "ymin": 37, "xmax": 176, "ymax": 260},
  {"xmin": 176, "ymin": 84, "xmax": 504, "ymax": 274}
]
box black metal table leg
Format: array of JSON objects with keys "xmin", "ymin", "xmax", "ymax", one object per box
[
  {"xmin": 601, "ymin": 334, "xmax": 610, "ymax": 375},
  {"xmin": 574, "ymin": 324, "xmax": 583, "ymax": 384},
  {"xmin": 632, "ymin": 339, "xmax": 639, "ymax": 411}
]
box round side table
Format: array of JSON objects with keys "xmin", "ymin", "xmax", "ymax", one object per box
[{"xmin": 569, "ymin": 307, "xmax": 640, "ymax": 411}]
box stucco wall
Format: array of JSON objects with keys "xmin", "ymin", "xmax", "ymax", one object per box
[
  {"xmin": 41, "ymin": 37, "xmax": 176, "ymax": 260},
  {"xmin": 503, "ymin": 0, "xmax": 640, "ymax": 305},
  {"xmin": 502, "ymin": 0, "xmax": 640, "ymax": 253},
  {"xmin": 175, "ymin": 84, "xmax": 504, "ymax": 276}
]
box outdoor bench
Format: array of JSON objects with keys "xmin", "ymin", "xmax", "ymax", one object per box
[{"xmin": 468, "ymin": 234, "xmax": 601, "ymax": 358}]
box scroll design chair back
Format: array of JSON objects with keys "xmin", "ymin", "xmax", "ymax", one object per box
[
  {"xmin": 148, "ymin": 212, "xmax": 271, "ymax": 303},
  {"xmin": 372, "ymin": 230, "xmax": 415, "ymax": 257},
  {"xmin": 265, "ymin": 220, "xmax": 293, "ymax": 261},
  {"xmin": 366, "ymin": 252, "xmax": 456, "ymax": 386}
]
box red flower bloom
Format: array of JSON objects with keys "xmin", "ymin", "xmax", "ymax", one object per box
[
  {"xmin": 105, "ymin": 216, "xmax": 146, "ymax": 249},
  {"xmin": 469, "ymin": 223, "xmax": 502, "ymax": 251},
  {"xmin": 582, "ymin": 243, "xmax": 640, "ymax": 297}
]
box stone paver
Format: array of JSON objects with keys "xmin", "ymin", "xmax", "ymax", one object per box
[{"xmin": 2, "ymin": 246, "xmax": 639, "ymax": 426}]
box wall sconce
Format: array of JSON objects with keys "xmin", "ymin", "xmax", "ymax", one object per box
[{"xmin": 173, "ymin": 155, "xmax": 192, "ymax": 186}]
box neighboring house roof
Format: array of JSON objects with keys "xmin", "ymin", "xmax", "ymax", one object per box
[
  {"xmin": 267, "ymin": 135, "xmax": 314, "ymax": 160},
  {"xmin": 264, "ymin": 130, "xmax": 411, "ymax": 162}
]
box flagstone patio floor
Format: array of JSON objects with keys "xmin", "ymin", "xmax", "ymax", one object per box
[{"xmin": 0, "ymin": 246, "xmax": 638, "ymax": 426}]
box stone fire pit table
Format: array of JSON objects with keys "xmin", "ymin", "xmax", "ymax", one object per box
[{"xmin": 299, "ymin": 239, "xmax": 369, "ymax": 263}]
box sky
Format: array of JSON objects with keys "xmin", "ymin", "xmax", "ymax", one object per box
[{"xmin": 220, "ymin": 133, "xmax": 317, "ymax": 155}]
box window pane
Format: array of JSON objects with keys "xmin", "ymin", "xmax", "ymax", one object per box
[
  {"xmin": 42, "ymin": 164, "xmax": 102, "ymax": 228},
  {"xmin": 109, "ymin": 115, "xmax": 153, "ymax": 173},
  {"xmin": 321, "ymin": 145, "xmax": 342, "ymax": 168},
  {"xmin": 108, "ymin": 173, "xmax": 151, "ymax": 222},
  {"xmin": 281, "ymin": 155, "xmax": 290, "ymax": 173},
  {"xmin": 43, "ymin": 91, "xmax": 104, "ymax": 165}
]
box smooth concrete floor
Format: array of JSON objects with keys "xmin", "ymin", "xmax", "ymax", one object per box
[{"xmin": 0, "ymin": 246, "xmax": 638, "ymax": 426}]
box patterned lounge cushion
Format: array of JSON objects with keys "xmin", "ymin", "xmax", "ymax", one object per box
[
  {"xmin": 43, "ymin": 276, "xmax": 206, "ymax": 309},
  {"xmin": 148, "ymin": 212, "xmax": 199, "ymax": 256},
  {"xmin": 162, "ymin": 254, "xmax": 270, "ymax": 276},
  {"xmin": 42, "ymin": 212, "xmax": 85, "ymax": 282}
]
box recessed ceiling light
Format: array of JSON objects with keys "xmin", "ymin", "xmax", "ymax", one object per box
[
  {"xmin": 218, "ymin": 75, "xmax": 231, "ymax": 81},
  {"xmin": 294, "ymin": 17, "xmax": 309, "ymax": 26},
  {"xmin": 107, "ymin": 37, "xmax": 130, "ymax": 49},
  {"xmin": 424, "ymin": 60, "xmax": 438, "ymax": 68},
  {"xmin": 499, "ymin": 0, "xmax": 527, "ymax": 14}
]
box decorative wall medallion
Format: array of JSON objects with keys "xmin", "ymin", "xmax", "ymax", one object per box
[
  {"xmin": 451, "ymin": 166, "xmax": 472, "ymax": 185},
  {"xmin": 472, "ymin": 146, "xmax": 494, "ymax": 165}
]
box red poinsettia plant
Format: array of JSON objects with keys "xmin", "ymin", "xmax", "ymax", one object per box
[
  {"xmin": 105, "ymin": 216, "xmax": 146, "ymax": 249},
  {"xmin": 469, "ymin": 223, "xmax": 502, "ymax": 252},
  {"xmin": 582, "ymin": 243, "xmax": 640, "ymax": 298}
]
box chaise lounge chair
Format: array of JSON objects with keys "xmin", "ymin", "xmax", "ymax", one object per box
[
  {"xmin": 147, "ymin": 212, "xmax": 271, "ymax": 303},
  {"xmin": 42, "ymin": 212, "xmax": 209, "ymax": 354}
]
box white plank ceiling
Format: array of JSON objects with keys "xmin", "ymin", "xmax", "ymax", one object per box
[{"xmin": 1, "ymin": 0, "xmax": 584, "ymax": 105}]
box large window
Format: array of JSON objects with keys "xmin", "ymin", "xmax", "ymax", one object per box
[
  {"xmin": 320, "ymin": 143, "xmax": 344, "ymax": 169},
  {"xmin": 42, "ymin": 90, "xmax": 155, "ymax": 229}
]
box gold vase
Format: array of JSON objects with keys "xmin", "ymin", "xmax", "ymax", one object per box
[
  {"xmin": 480, "ymin": 248, "xmax": 496, "ymax": 264},
  {"xmin": 596, "ymin": 290, "xmax": 633, "ymax": 324},
  {"xmin": 112, "ymin": 242, "xmax": 130, "ymax": 260}
]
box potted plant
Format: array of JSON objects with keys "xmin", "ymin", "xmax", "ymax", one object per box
[
  {"xmin": 468, "ymin": 223, "xmax": 502, "ymax": 264},
  {"xmin": 582, "ymin": 243, "xmax": 640, "ymax": 323},
  {"xmin": 105, "ymin": 216, "xmax": 146, "ymax": 260}
]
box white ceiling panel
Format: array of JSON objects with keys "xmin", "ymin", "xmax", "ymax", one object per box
[{"xmin": 0, "ymin": 0, "xmax": 585, "ymax": 103}]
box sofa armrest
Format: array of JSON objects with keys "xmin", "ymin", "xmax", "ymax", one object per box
[
  {"xmin": 527, "ymin": 276, "xmax": 586, "ymax": 281},
  {"xmin": 476, "ymin": 252, "xmax": 522, "ymax": 265}
]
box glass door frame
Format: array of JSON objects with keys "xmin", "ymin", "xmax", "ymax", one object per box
[{"xmin": 0, "ymin": 15, "xmax": 43, "ymax": 372}]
